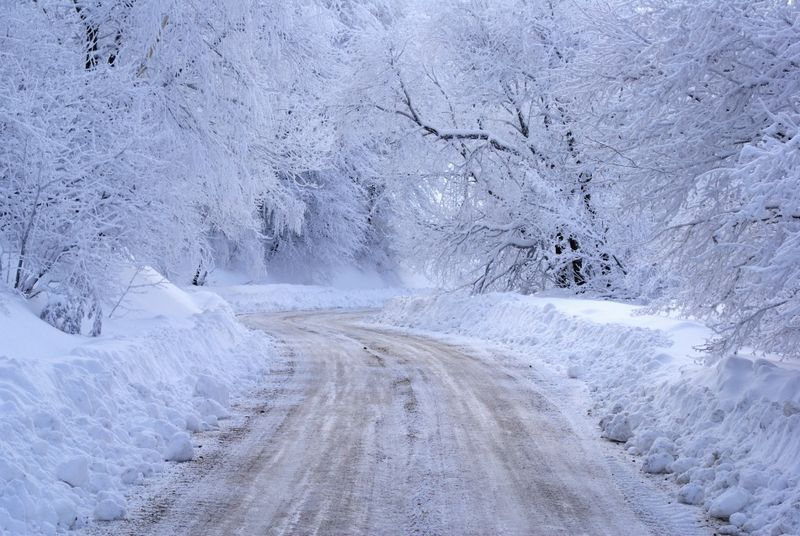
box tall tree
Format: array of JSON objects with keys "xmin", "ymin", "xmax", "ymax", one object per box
[
  {"xmin": 349, "ymin": 0, "xmax": 623, "ymax": 292},
  {"xmin": 584, "ymin": 0, "xmax": 800, "ymax": 357}
]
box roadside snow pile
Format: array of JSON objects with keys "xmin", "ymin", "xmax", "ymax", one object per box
[
  {"xmin": 208, "ymin": 283, "xmax": 410, "ymax": 314},
  {"xmin": 379, "ymin": 293, "xmax": 800, "ymax": 536},
  {"xmin": 0, "ymin": 268, "xmax": 274, "ymax": 534}
]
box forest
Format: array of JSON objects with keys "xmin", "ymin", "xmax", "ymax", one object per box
[{"xmin": 1, "ymin": 0, "xmax": 798, "ymax": 359}]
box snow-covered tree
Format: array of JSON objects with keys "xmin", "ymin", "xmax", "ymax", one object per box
[
  {"xmin": 262, "ymin": 170, "xmax": 370, "ymax": 283},
  {"xmin": 0, "ymin": 1, "xmax": 354, "ymax": 331},
  {"xmin": 4, "ymin": 0, "xmax": 797, "ymax": 359},
  {"xmin": 347, "ymin": 0, "xmax": 624, "ymax": 292},
  {"xmin": 583, "ymin": 0, "xmax": 800, "ymax": 357},
  {"xmin": 0, "ymin": 2, "xmax": 192, "ymax": 329}
]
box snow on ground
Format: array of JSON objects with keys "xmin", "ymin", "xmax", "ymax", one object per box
[
  {"xmin": 208, "ymin": 283, "xmax": 411, "ymax": 315},
  {"xmin": 378, "ymin": 292, "xmax": 800, "ymax": 536},
  {"xmin": 0, "ymin": 268, "xmax": 276, "ymax": 535}
]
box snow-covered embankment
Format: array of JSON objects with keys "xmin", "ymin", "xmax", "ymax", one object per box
[
  {"xmin": 378, "ymin": 293, "xmax": 800, "ymax": 536},
  {"xmin": 0, "ymin": 269, "xmax": 276, "ymax": 534}
]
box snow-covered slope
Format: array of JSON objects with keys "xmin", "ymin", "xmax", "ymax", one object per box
[
  {"xmin": 379, "ymin": 293, "xmax": 800, "ymax": 536},
  {"xmin": 208, "ymin": 283, "xmax": 410, "ymax": 314},
  {"xmin": 0, "ymin": 270, "xmax": 275, "ymax": 534}
]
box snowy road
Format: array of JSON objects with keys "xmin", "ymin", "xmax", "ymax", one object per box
[{"xmin": 95, "ymin": 310, "xmax": 704, "ymax": 536}]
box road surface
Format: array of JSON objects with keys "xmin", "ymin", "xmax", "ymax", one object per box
[{"xmin": 93, "ymin": 310, "xmax": 706, "ymax": 536}]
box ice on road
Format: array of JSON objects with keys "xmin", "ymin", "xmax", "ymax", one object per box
[{"xmin": 96, "ymin": 310, "xmax": 702, "ymax": 535}]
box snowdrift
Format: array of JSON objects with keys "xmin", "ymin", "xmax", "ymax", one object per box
[
  {"xmin": 0, "ymin": 269, "xmax": 275, "ymax": 534},
  {"xmin": 379, "ymin": 293, "xmax": 800, "ymax": 536}
]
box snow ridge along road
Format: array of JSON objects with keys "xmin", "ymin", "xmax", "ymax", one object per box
[{"xmin": 94, "ymin": 310, "xmax": 707, "ymax": 536}]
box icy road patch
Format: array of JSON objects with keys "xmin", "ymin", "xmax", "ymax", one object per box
[{"xmin": 88, "ymin": 310, "xmax": 707, "ymax": 536}]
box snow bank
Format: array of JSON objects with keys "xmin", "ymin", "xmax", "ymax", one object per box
[
  {"xmin": 0, "ymin": 269, "xmax": 274, "ymax": 534},
  {"xmin": 379, "ymin": 293, "xmax": 800, "ymax": 536},
  {"xmin": 207, "ymin": 283, "xmax": 410, "ymax": 314}
]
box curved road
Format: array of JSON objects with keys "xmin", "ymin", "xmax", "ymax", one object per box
[{"xmin": 96, "ymin": 310, "xmax": 704, "ymax": 536}]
